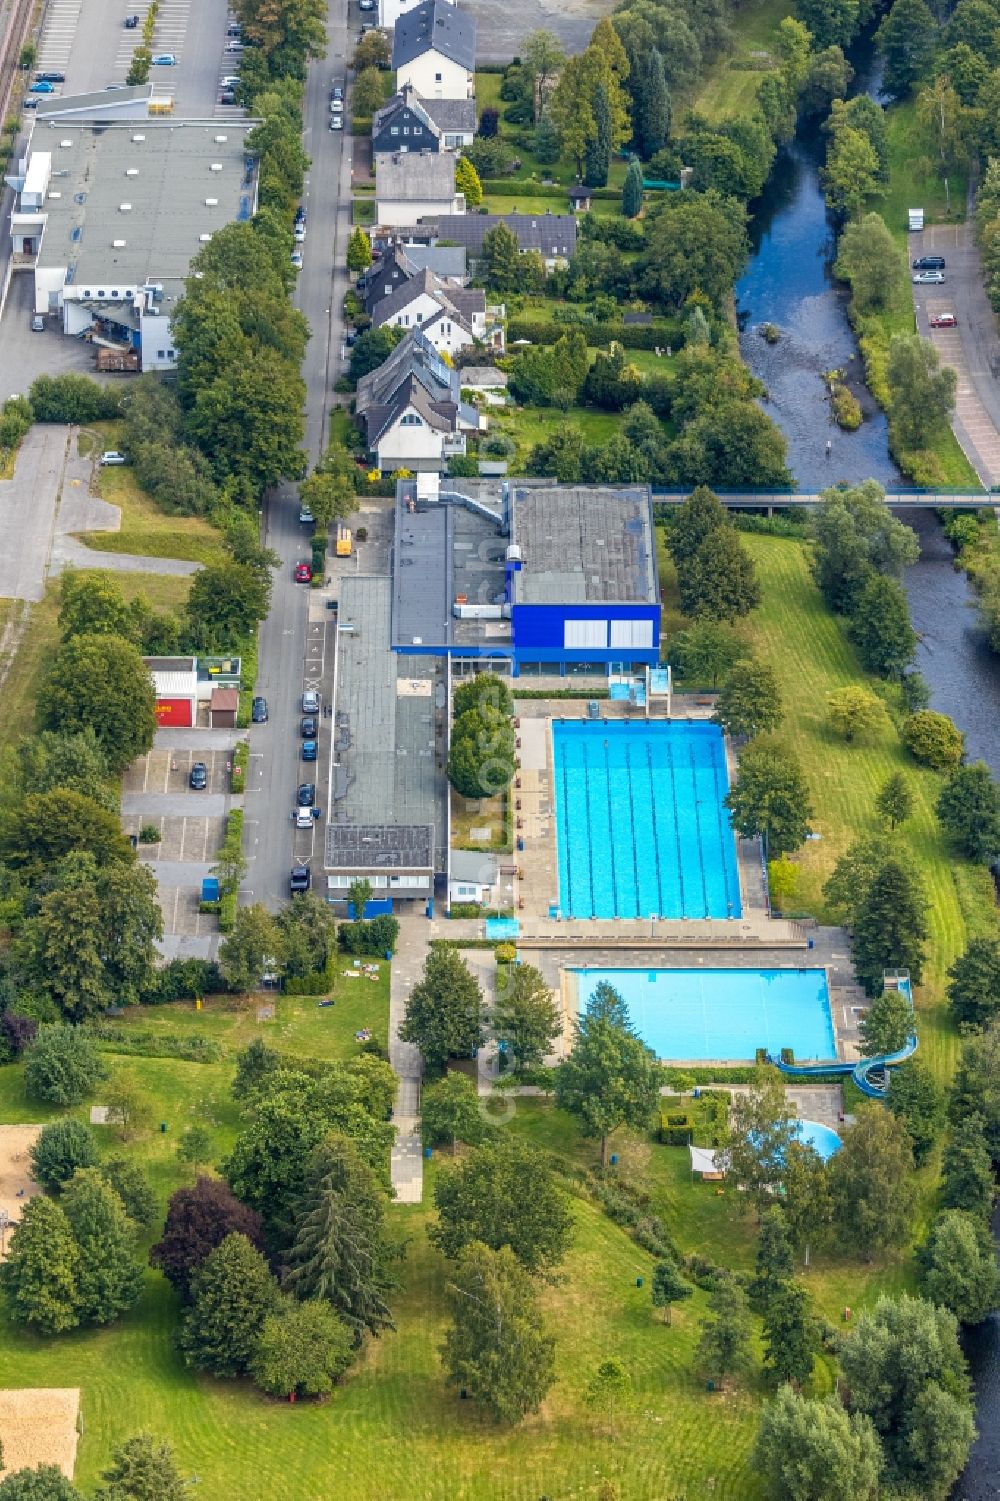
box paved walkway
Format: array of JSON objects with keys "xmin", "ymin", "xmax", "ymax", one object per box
[{"xmin": 388, "ymin": 911, "xmax": 428, "ymax": 1204}]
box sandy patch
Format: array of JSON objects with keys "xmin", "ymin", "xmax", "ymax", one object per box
[
  {"xmin": 0, "ymin": 1388, "xmax": 80, "ymax": 1479},
  {"xmin": 0, "ymin": 1125, "xmax": 42, "ymax": 1260}
]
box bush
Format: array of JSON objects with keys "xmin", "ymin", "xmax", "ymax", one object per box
[
  {"xmin": 28, "ymin": 374, "xmax": 123, "ymax": 424},
  {"xmin": 902, "ymin": 709, "xmax": 965, "ymax": 770},
  {"xmin": 80, "ymin": 1023, "xmax": 222, "ymax": 1063},
  {"xmin": 506, "ymin": 315, "xmax": 682, "ymax": 352},
  {"xmin": 23, "ymin": 1025, "xmax": 107, "ymax": 1106},
  {"xmin": 338, "ymin": 913, "xmax": 400, "ymax": 956},
  {"xmin": 138, "ymin": 824, "xmax": 161, "ymax": 844},
  {"xmin": 155, "ymin": 958, "xmax": 227, "ymax": 1002},
  {"xmin": 29, "ymin": 1118, "xmax": 98, "ymax": 1190}
]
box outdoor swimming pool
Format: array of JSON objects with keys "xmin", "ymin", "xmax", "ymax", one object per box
[
  {"xmin": 572, "ymin": 967, "xmax": 837, "ymax": 1062},
  {"xmin": 551, "ymin": 721, "xmax": 741, "ymax": 920},
  {"xmin": 793, "ymin": 1120, "xmax": 841, "ymax": 1161}
]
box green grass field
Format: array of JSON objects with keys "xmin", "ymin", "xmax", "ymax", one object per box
[{"xmin": 688, "ymin": 0, "xmax": 793, "ymax": 121}]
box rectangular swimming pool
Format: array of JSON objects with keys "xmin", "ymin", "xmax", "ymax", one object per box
[
  {"xmin": 571, "ymin": 967, "xmax": 837, "ymax": 1062},
  {"xmin": 551, "ymin": 721, "xmax": 742, "ymax": 920}
]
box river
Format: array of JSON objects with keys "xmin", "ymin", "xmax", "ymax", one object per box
[{"xmin": 731, "ymin": 48, "xmax": 1000, "ymax": 1490}]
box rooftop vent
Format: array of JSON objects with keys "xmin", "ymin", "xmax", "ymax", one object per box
[
  {"xmin": 112, "ymin": 238, "xmax": 126, "ymax": 247},
  {"xmin": 209, "ymin": 162, "xmax": 223, "ymax": 172},
  {"xmin": 132, "ymin": 133, "xmax": 145, "ymax": 142},
  {"xmin": 48, "ymin": 190, "xmax": 62, "ymax": 199},
  {"xmin": 214, "ymin": 134, "xmax": 228, "ymax": 142},
  {"xmin": 199, "ymin": 232, "xmax": 212, "ymax": 242},
  {"xmin": 59, "ymin": 139, "xmax": 72, "ymax": 148},
  {"xmin": 125, "ymin": 168, "xmax": 138, "ymax": 177},
  {"xmin": 205, "ymin": 197, "xmax": 218, "ymax": 206},
  {"xmin": 119, "ymin": 202, "xmax": 132, "ymax": 211}
]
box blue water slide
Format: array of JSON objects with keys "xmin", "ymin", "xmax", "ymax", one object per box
[{"xmin": 769, "ymin": 1034, "xmax": 918, "ymax": 1098}]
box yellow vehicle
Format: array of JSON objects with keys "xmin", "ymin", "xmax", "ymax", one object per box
[{"xmin": 335, "ymin": 525, "xmax": 353, "ymax": 557}]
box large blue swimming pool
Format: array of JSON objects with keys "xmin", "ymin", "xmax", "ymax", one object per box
[
  {"xmin": 551, "ymin": 720, "xmax": 742, "ymax": 920},
  {"xmin": 572, "ymin": 967, "xmax": 837, "ymax": 1062}
]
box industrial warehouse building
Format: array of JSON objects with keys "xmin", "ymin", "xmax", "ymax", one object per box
[
  {"xmin": 8, "ymin": 110, "xmax": 258, "ymax": 371},
  {"xmin": 390, "ymin": 477, "xmax": 661, "ymax": 676}
]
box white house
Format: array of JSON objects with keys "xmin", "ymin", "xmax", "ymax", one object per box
[
  {"xmin": 375, "ymin": 151, "xmax": 464, "ymax": 225},
  {"xmin": 448, "ymin": 850, "xmax": 509, "ymax": 909},
  {"xmin": 370, "ymin": 267, "xmax": 486, "ymax": 357},
  {"xmin": 355, "ymin": 327, "xmax": 481, "ymax": 473},
  {"xmin": 392, "ymin": 0, "xmax": 476, "ymax": 100}
]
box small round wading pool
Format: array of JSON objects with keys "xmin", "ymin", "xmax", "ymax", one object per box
[{"xmin": 793, "ymin": 1119, "xmax": 841, "ymax": 1161}]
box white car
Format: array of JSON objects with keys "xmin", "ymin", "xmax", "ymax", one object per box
[
  {"xmin": 912, "ymin": 270, "xmax": 945, "ymax": 285},
  {"xmin": 100, "ymin": 450, "xmax": 127, "ymax": 465},
  {"xmin": 293, "ymin": 806, "xmax": 314, "ymax": 829},
  {"xmin": 220, "ymin": 75, "xmax": 240, "ymax": 87},
  {"xmin": 294, "ymin": 224, "xmax": 306, "ymax": 242},
  {"xmin": 291, "ymin": 250, "xmax": 303, "ymax": 269},
  {"xmin": 330, "ymin": 115, "xmax": 343, "ymax": 130}
]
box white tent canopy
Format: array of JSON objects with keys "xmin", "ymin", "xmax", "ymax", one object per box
[{"xmin": 689, "ymin": 1145, "xmax": 722, "ymax": 1176}]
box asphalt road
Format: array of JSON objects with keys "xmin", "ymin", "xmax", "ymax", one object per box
[{"xmin": 241, "ymin": 0, "xmax": 353, "ymax": 912}]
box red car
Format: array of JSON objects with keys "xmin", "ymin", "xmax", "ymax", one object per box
[
  {"xmin": 294, "ymin": 561, "xmax": 313, "ymax": 583},
  {"xmin": 929, "ymin": 312, "xmax": 957, "ymax": 328}
]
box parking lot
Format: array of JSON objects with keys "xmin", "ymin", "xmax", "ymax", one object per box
[{"xmin": 122, "ymin": 740, "xmax": 239, "ymax": 953}]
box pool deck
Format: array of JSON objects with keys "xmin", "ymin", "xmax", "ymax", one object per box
[{"xmin": 512, "ymin": 703, "xmax": 770, "ymax": 929}]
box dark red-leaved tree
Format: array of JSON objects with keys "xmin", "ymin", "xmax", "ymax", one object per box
[
  {"xmin": 1, "ymin": 1011, "xmax": 39, "ymax": 1058},
  {"xmin": 150, "ymin": 1176, "xmax": 265, "ymax": 1297}
]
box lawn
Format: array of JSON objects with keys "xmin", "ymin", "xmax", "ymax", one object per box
[
  {"xmin": 736, "ymin": 532, "xmax": 998, "ymax": 1079},
  {"xmin": 76, "ymin": 426, "xmax": 229, "ymax": 567},
  {"xmin": 687, "ymin": 0, "xmax": 794, "ymax": 121},
  {"xmin": 489, "ymin": 404, "xmax": 620, "ymax": 469}
]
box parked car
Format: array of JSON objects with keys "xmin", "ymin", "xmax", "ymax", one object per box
[
  {"xmin": 220, "ymin": 75, "xmax": 241, "ymax": 87},
  {"xmin": 299, "ymin": 503, "xmax": 314, "ymax": 523},
  {"xmin": 151, "ymin": 53, "xmax": 176, "ymax": 65},
  {"xmin": 301, "ymin": 739, "xmax": 318, "ymax": 762},
  {"xmin": 189, "ymin": 762, "xmax": 208, "ymax": 790},
  {"xmin": 31, "ymin": 315, "xmax": 45, "ymax": 332},
  {"xmin": 330, "ymin": 115, "xmax": 343, "ymax": 130},
  {"xmin": 300, "ymin": 715, "xmax": 317, "ymax": 737},
  {"xmin": 251, "ymin": 696, "xmax": 268, "ymax": 723},
  {"xmin": 301, "ymin": 690, "xmax": 320, "ymax": 714},
  {"xmin": 224, "ymin": 41, "xmax": 244, "ymax": 52},
  {"xmin": 227, "ymin": 22, "xmax": 242, "ymax": 36},
  {"xmin": 220, "ymin": 90, "xmax": 237, "ymax": 104},
  {"xmin": 23, "ymin": 97, "xmax": 39, "ymax": 108},
  {"xmin": 124, "ymin": 13, "xmax": 140, "ymax": 26},
  {"xmin": 36, "ymin": 71, "xmax": 65, "ymax": 82},
  {"xmin": 359, "ymin": 0, "xmax": 376, "ymax": 10},
  {"xmin": 929, "ymin": 312, "xmax": 957, "ymax": 328},
  {"xmin": 29, "ymin": 80, "xmax": 55, "ymax": 93},
  {"xmin": 294, "ymin": 224, "xmax": 306, "ymax": 243},
  {"xmin": 291, "ymin": 250, "xmax": 303, "ymax": 270},
  {"xmin": 293, "ymin": 805, "xmax": 314, "ymax": 829},
  {"xmin": 294, "ymin": 560, "xmax": 312, "ymax": 582},
  {"xmin": 295, "ymin": 206, "xmax": 306, "ymax": 225},
  {"xmin": 912, "ymin": 271, "xmax": 945, "ymax": 284},
  {"xmin": 290, "ymin": 864, "xmax": 311, "ymax": 893},
  {"xmin": 330, "ymin": 98, "xmax": 343, "ymax": 114},
  {"xmin": 100, "ymin": 450, "xmax": 127, "ymax": 465},
  {"xmin": 297, "ymin": 782, "xmax": 316, "ymax": 806},
  {"xmin": 912, "ymin": 255, "xmax": 945, "ymax": 270},
  {"xmin": 331, "ymin": 83, "xmax": 344, "ymax": 100}
]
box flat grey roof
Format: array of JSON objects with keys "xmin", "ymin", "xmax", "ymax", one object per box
[
  {"xmin": 32, "ymin": 119, "xmax": 257, "ymax": 293},
  {"xmin": 36, "ymin": 85, "xmax": 153, "ymax": 118},
  {"xmin": 330, "ymin": 574, "xmax": 446, "ymax": 870},
  {"xmin": 375, "ymin": 150, "xmax": 455, "ymax": 202},
  {"xmin": 510, "ymin": 486, "xmax": 658, "ymax": 605},
  {"xmin": 325, "ymin": 824, "xmax": 434, "ymax": 870},
  {"xmin": 391, "ymin": 488, "xmax": 508, "ymax": 652}
]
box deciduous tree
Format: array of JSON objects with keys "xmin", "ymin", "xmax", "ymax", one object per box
[
  {"xmin": 180, "ymin": 1232, "xmax": 279, "ymax": 1377},
  {"xmin": 902, "ymin": 708, "xmax": 964, "ymax": 769},
  {"xmin": 875, "ymin": 770, "xmax": 913, "ymax": 829},
  {"xmin": 431, "ymin": 1134, "xmax": 573, "ymax": 1274},
  {"xmin": 849, "ymin": 575, "xmax": 916, "ymax": 678},
  {"xmin": 763, "ymin": 1280, "xmax": 815, "ymax": 1387},
  {"xmin": 886, "ymin": 1059, "xmax": 944, "ymax": 1164},
  {"xmin": 185, "ymin": 562, "xmax": 272, "ymax": 653},
  {"xmin": 823, "ymin": 124, "xmax": 881, "ymax": 217},
  {"xmin": 936, "ymin": 761, "xmax": 1000, "ymax": 863},
  {"xmin": 94, "ymin": 1434, "xmax": 188, "ymax": 1501},
  {"xmin": 750, "ymin": 1205, "xmax": 794, "ymax": 1310},
  {"xmin": 922, "ymin": 1209, "xmax": 1000, "ymax": 1324},
  {"xmin": 947, "ymin": 937, "xmax": 1000, "ymax": 1029},
  {"xmin": 400, "ymin": 944, "xmax": 486, "ymax": 1073},
  {"xmin": 492, "ymin": 961, "xmax": 560, "ymax": 1071},
  {"xmin": 251, "ymin": 1297, "xmax": 354, "ymax": 1398},
  {"xmin": 941, "ymin": 1114, "xmax": 995, "ymax": 1218},
  {"xmin": 714, "ymin": 659, "xmax": 783, "ymax": 739},
  {"xmin": 441, "ymin": 1242, "xmax": 556, "ymax": 1423},
  {"xmin": 888, "ymin": 334, "xmax": 957, "ymax": 450},
  {"xmin": 420, "ymin": 1072, "xmax": 485, "ymax": 1153},
  {"xmin": 859, "ymin": 987, "xmax": 913, "ymax": 1056},
  {"xmin": 40, "ymin": 634, "xmax": 157, "ymax": 774},
  {"xmin": 724, "ymin": 1066, "xmax": 797, "ymax": 1218},
  {"xmin": 826, "ymin": 686, "xmax": 888, "ymax": 742},
  {"xmin": 725, "ymin": 743, "xmax": 813, "ymax": 857},
  {"xmin": 218, "ymin": 903, "xmax": 285, "ymax": 994},
  {"xmin": 0, "ymin": 1195, "xmax": 81, "ymax": 1334},
  {"xmin": 22, "ymin": 1025, "xmax": 107, "ymax": 1107},
  {"xmin": 876, "ymin": 0, "xmax": 938, "ymax": 98},
  {"xmin": 673, "ymin": 620, "xmax": 743, "ymax": 688},
  {"xmin": 150, "ymin": 1176, "xmax": 265, "ymax": 1297},
  {"xmin": 352, "ymin": 66, "xmax": 383, "ymax": 119},
  {"xmin": 0, "ymin": 1469, "xmax": 84, "ymax": 1501},
  {"xmin": 29, "ymin": 1119, "xmax": 97, "ymax": 1192},
  {"xmin": 62, "ymin": 1169, "xmax": 143, "ymax": 1325},
  {"xmin": 651, "ymin": 1258, "xmax": 692, "ymax": 1324},
  {"xmin": 753, "ymin": 1388, "xmax": 882, "ymax": 1501},
  {"xmin": 781, "ymin": 1140, "xmax": 832, "ymax": 1267},
  {"xmin": 677, "ymin": 527, "xmax": 761, "ymax": 622},
  {"xmin": 695, "ymin": 1277, "xmax": 754, "ymax": 1387},
  {"xmin": 100, "ymin": 1157, "xmax": 158, "ymax": 1229},
  {"xmin": 555, "ymin": 981, "xmax": 661, "ymax": 1168},
  {"xmin": 585, "ymin": 1358, "xmax": 633, "ymax": 1438},
  {"xmin": 828, "ymin": 1105, "xmax": 916, "ymax": 1257}
]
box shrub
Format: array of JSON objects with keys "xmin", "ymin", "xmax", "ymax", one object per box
[
  {"xmin": 23, "ymin": 1025, "xmax": 107, "ymax": 1106},
  {"xmin": 902, "ymin": 709, "xmax": 965, "ymax": 770},
  {"xmin": 28, "ymin": 374, "xmax": 123, "ymax": 424},
  {"xmin": 138, "ymin": 824, "xmax": 161, "ymax": 844},
  {"xmin": 155, "ymin": 957, "xmax": 226, "ymax": 1002},
  {"xmin": 29, "ymin": 1119, "xmax": 98, "ymax": 1190},
  {"xmin": 339, "ymin": 913, "xmax": 400, "ymax": 955}
]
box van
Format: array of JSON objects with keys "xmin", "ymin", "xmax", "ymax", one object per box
[{"xmin": 335, "ymin": 525, "xmax": 353, "ymax": 557}]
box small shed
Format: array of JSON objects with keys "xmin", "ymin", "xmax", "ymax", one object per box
[
  {"xmin": 568, "ymin": 184, "xmax": 592, "ymax": 212},
  {"xmin": 689, "ymin": 1145, "xmax": 724, "ymax": 1181},
  {"xmin": 209, "ymin": 685, "xmax": 239, "ymax": 728}
]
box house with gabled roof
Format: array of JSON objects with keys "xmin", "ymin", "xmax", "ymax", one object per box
[
  {"xmin": 355, "ymin": 327, "xmax": 481, "ymax": 473},
  {"xmin": 375, "ymin": 151, "xmax": 464, "ymax": 226},
  {"xmin": 392, "ymin": 0, "xmax": 475, "ymax": 100},
  {"xmin": 369, "ymin": 267, "xmax": 487, "ymax": 357}
]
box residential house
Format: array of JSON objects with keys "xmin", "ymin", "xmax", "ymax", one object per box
[
  {"xmin": 375, "ymin": 150, "xmax": 464, "ymax": 226},
  {"xmin": 373, "ymin": 85, "xmax": 475, "ymax": 153},
  {"xmin": 370, "ymin": 267, "xmax": 487, "ymax": 358},
  {"xmin": 392, "ymin": 0, "xmax": 475, "ymax": 100},
  {"xmin": 355, "ymin": 327, "xmax": 481, "ymax": 473},
  {"xmin": 459, "ymin": 366, "xmax": 508, "ymax": 406},
  {"xmin": 360, "ymin": 242, "xmax": 467, "ymax": 315},
  {"xmin": 415, "ymin": 211, "xmax": 577, "ymax": 271}
]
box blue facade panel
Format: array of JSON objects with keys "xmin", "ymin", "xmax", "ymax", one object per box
[{"xmin": 512, "ymin": 603, "xmax": 660, "ymax": 666}]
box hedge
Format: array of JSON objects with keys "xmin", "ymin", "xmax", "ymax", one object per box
[
  {"xmin": 482, "ymin": 180, "xmax": 623, "ymax": 201},
  {"xmin": 506, "ymin": 316, "xmax": 683, "ymax": 352},
  {"xmin": 284, "ymin": 957, "xmax": 339, "ymax": 996}
]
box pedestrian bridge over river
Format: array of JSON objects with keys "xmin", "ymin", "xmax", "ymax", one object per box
[{"xmin": 652, "ymin": 489, "xmax": 997, "ymax": 510}]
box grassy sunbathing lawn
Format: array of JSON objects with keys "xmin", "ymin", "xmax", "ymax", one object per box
[{"xmin": 687, "ymin": 0, "xmax": 794, "ymax": 121}]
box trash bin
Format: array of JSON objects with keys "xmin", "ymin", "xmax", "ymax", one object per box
[{"xmin": 160, "ymin": 1122, "xmax": 167, "ymax": 1134}]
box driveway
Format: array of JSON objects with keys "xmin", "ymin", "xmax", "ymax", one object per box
[{"xmin": 912, "ymin": 224, "xmax": 1000, "ymax": 486}]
